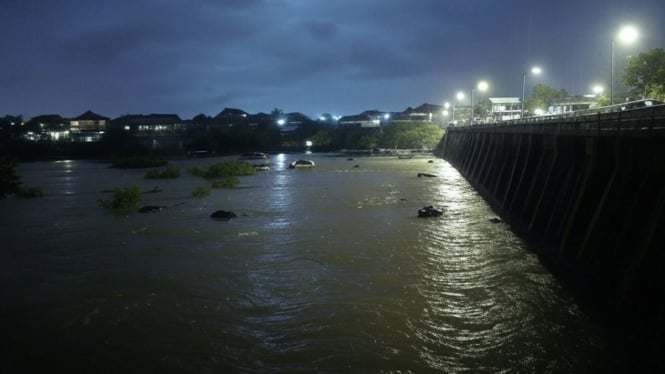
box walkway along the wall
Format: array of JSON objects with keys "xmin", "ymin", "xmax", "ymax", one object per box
[{"xmin": 435, "ymin": 107, "xmax": 665, "ymax": 361}]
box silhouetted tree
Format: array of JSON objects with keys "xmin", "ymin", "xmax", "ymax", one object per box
[{"xmin": 270, "ymin": 108, "xmax": 284, "ymax": 120}]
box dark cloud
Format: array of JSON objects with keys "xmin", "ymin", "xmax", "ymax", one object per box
[
  {"xmin": 2, "ymin": 0, "xmax": 665, "ymax": 119},
  {"xmin": 302, "ymin": 21, "xmax": 339, "ymax": 40}
]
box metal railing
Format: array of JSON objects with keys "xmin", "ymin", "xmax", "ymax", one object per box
[{"xmin": 448, "ymin": 104, "xmax": 665, "ymax": 137}]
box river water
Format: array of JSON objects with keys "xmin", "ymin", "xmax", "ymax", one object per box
[{"xmin": 1, "ymin": 154, "xmax": 613, "ymax": 372}]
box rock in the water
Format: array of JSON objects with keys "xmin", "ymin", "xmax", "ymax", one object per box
[
  {"xmin": 138, "ymin": 205, "xmax": 166, "ymax": 213},
  {"xmin": 417, "ymin": 205, "xmax": 443, "ymax": 217},
  {"xmin": 210, "ymin": 210, "xmax": 237, "ymax": 220}
]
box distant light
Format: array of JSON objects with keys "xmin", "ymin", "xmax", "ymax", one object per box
[
  {"xmin": 477, "ymin": 81, "xmax": 489, "ymax": 91},
  {"xmin": 384, "ymin": 113, "xmax": 390, "ymax": 120},
  {"xmin": 444, "ymin": 102, "xmax": 450, "ymax": 109},
  {"xmin": 456, "ymin": 92, "xmax": 465, "ymax": 101},
  {"xmin": 319, "ymin": 116, "xmax": 326, "ymax": 121},
  {"xmin": 592, "ymin": 85, "xmax": 604, "ymax": 95},
  {"xmin": 277, "ymin": 119, "xmax": 286, "ymax": 126},
  {"xmin": 442, "ymin": 110, "xmax": 449, "ymax": 116},
  {"xmin": 305, "ymin": 140, "xmax": 313, "ymax": 147},
  {"xmin": 124, "ymin": 125, "xmax": 130, "ymax": 130},
  {"xmin": 531, "ymin": 66, "xmax": 542, "ymax": 75}
]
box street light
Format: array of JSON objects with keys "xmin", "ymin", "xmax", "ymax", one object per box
[
  {"xmin": 611, "ymin": 25, "xmax": 638, "ymax": 105},
  {"xmin": 521, "ymin": 66, "xmax": 542, "ymax": 118},
  {"xmin": 453, "ymin": 92, "xmax": 464, "ymax": 124},
  {"xmin": 592, "ymin": 84, "xmax": 604, "ymax": 96},
  {"xmin": 471, "ymin": 81, "xmax": 488, "ymax": 125}
]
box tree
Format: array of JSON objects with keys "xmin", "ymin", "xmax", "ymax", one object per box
[
  {"xmin": 528, "ymin": 83, "xmax": 569, "ymax": 113},
  {"xmin": 311, "ymin": 129, "xmax": 333, "ymax": 150},
  {"xmin": 380, "ymin": 122, "xmax": 443, "ymax": 150},
  {"xmin": 623, "ymin": 48, "xmax": 665, "ymax": 101},
  {"xmin": 590, "ymin": 93, "xmax": 610, "ymax": 108},
  {"xmin": 270, "ymin": 108, "xmax": 284, "ymax": 120}
]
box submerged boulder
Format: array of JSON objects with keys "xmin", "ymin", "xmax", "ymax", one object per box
[
  {"xmin": 138, "ymin": 205, "xmax": 166, "ymax": 213},
  {"xmin": 417, "ymin": 173, "xmax": 437, "ymax": 178},
  {"xmin": 210, "ymin": 210, "xmax": 237, "ymax": 220},
  {"xmin": 417, "ymin": 205, "xmax": 443, "ymax": 218}
]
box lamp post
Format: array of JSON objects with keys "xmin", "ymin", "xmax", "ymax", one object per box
[
  {"xmin": 470, "ymin": 81, "xmax": 488, "ymax": 125},
  {"xmin": 453, "ymin": 91, "xmax": 464, "ymax": 124},
  {"xmin": 521, "ymin": 66, "xmax": 542, "ymax": 118},
  {"xmin": 443, "ymin": 102, "xmax": 450, "ymax": 126},
  {"xmin": 611, "ymin": 25, "xmax": 638, "ymax": 105}
]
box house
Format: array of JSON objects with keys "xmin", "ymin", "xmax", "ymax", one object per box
[
  {"xmin": 25, "ymin": 114, "xmax": 69, "ymax": 141},
  {"xmin": 548, "ymin": 97, "xmax": 594, "ymax": 114},
  {"xmin": 338, "ymin": 110, "xmax": 384, "ymax": 128},
  {"xmin": 69, "ymin": 110, "xmax": 109, "ymax": 142},
  {"xmin": 112, "ymin": 114, "xmax": 184, "ymax": 134},
  {"xmin": 400, "ymin": 103, "xmax": 444, "ymax": 122},
  {"xmin": 489, "ymin": 97, "xmax": 521, "ymax": 121},
  {"xmin": 110, "ymin": 114, "xmax": 184, "ymax": 150}
]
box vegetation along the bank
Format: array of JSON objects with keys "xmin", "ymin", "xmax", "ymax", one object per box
[{"xmin": 0, "ymin": 157, "xmax": 43, "ymax": 198}]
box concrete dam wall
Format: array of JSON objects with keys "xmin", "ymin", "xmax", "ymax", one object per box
[{"xmin": 435, "ymin": 107, "xmax": 665, "ymax": 344}]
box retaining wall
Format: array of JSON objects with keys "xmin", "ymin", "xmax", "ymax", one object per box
[{"xmin": 436, "ymin": 118, "xmax": 665, "ymax": 355}]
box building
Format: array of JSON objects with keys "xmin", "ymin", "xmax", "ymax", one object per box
[
  {"xmin": 69, "ymin": 110, "xmax": 109, "ymax": 142},
  {"xmin": 111, "ymin": 114, "xmax": 185, "ymax": 150},
  {"xmin": 338, "ymin": 110, "xmax": 383, "ymax": 128},
  {"xmin": 112, "ymin": 114, "xmax": 184, "ymax": 134},
  {"xmin": 548, "ymin": 97, "xmax": 594, "ymax": 114},
  {"xmin": 489, "ymin": 97, "xmax": 521, "ymax": 121},
  {"xmin": 399, "ymin": 103, "xmax": 444, "ymax": 122}
]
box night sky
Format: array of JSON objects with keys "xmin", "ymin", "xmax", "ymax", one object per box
[{"xmin": 2, "ymin": 0, "xmax": 664, "ymax": 120}]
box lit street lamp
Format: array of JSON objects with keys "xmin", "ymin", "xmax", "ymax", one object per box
[
  {"xmin": 471, "ymin": 81, "xmax": 488, "ymax": 125},
  {"xmin": 453, "ymin": 91, "xmax": 464, "ymax": 124},
  {"xmin": 611, "ymin": 25, "xmax": 638, "ymax": 105},
  {"xmin": 521, "ymin": 66, "xmax": 542, "ymax": 118},
  {"xmin": 592, "ymin": 84, "xmax": 604, "ymax": 96}
]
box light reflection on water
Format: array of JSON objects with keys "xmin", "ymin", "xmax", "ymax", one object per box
[{"xmin": 0, "ymin": 155, "xmax": 612, "ymax": 372}]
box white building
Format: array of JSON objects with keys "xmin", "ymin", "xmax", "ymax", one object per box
[{"xmin": 489, "ymin": 97, "xmax": 521, "ymax": 121}]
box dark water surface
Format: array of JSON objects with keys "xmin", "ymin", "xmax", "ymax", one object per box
[{"xmin": 1, "ymin": 154, "xmax": 612, "ymax": 372}]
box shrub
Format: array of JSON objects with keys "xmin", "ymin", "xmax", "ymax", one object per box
[
  {"xmin": 15, "ymin": 186, "xmax": 44, "ymax": 198},
  {"xmin": 99, "ymin": 185, "xmax": 142, "ymax": 212},
  {"xmin": 211, "ymin": 177, "xmax": 240, "ymax": 189},
  {"xmin": 192, "ymin": 186, "xmax": 211, "ymax": 198},
  {"xmin": 189, "ymin": 161, "xmax": 256, "ymax": 178},
  {"xmin": 0, "ymin": 157, "xmax": 21, "ymax": 198},
  {"xmin": 145, "ymin": 165, "xmax": 180, "ymax": 179}
]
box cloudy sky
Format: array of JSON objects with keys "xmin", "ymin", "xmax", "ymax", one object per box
[{"xmin": 2, "ymin": 0, "xmax": 664, "ymax": 119}]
